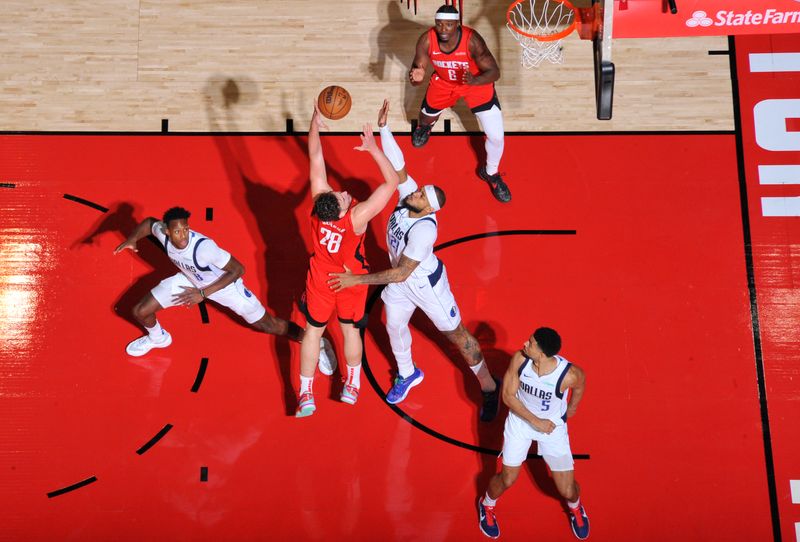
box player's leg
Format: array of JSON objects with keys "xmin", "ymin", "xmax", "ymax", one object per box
[
  {"xmin": 382, "ymin": 284, "xmax": 425, "ymax": 404},
  {"xmin": 412, "ymin": 77, "xmax": 454, "ymax": 148},
  {"xmin": 442, "ymin": 323, "xmax": 500, "ymax": 421},
  {"xmin": 335, "ymin": 285, "xmax": 369, "ymax": 405},
  {"xmin": 296, "ymin": 284, "xmax": 334, "ymax": 417},
  {"xmin": 125, "ymin": 274, "xmax": 183, "ymax": 356},
  {"xmin": 470, "ymin": 90, "xmax": 511, "ymax": 203},
  {"xmin": 541, "ymin": 429, "xmax": 589, "ymax": 540},
  {"xmin": 478, "ymin": 417, "xmax": 531, "ymax": 539}
]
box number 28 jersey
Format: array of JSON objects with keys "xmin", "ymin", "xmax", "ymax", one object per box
[{"xmin": 308, "ymin": 200, "xmax": 369, "ymax": 282}]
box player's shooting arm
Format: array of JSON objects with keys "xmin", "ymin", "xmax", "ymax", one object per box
[
  {"xmin": 565, "ymin": 365, "xmax": 586, "ymax": 418},
  {"xmin": 409, "ymin": 32, "xmax": 430, "ymax": 86},
  {"xmin": 503, "ymin": 351, "xmax": 556, "ymax": 434},
  {"xmin": 465, "ymin": 32, "xmax": 500, "ymax": 86},
  {"xmin": 351, "ymin": 126, "xmax": 400, "ymax": 233},
  {"xmin": 309, "ymin": 106, "xmax": 333, "ymax": 198},
  {"xmin": 113, "ymin": 217, "xmax": 158, "ymax": 254}
]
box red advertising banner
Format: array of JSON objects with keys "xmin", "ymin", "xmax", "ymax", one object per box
[
  {"xmin": 614, "ymin": 0, "xmax": 800, "ymax": 38},
  {"xmin": 736, "ymin": 32, "xmax": 800, "ymax": 542}
]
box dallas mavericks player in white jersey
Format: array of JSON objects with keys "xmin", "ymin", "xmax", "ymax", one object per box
[
  {"xmin": 477, "ymin": 327, "xmax": 589, "ymax": 540},
  {"xmin": 114, "ymin": 207, "xmax": 335, "ymax": 366},
  {"xmin": 327, "ymin": 100, "xmax": 500, "ymax": 422}
]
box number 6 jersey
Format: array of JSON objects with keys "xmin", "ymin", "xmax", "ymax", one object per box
[{"xmin": 308, "ymin": 199, "xmax": 369, "ymax": 283}]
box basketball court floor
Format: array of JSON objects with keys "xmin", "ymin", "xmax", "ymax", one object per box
[{"xmin": 1, "ymin": 3, "xmax": 799, "ymax": 542}]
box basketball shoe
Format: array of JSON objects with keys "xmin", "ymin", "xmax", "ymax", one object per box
[
  {"xmin": 340, "ymin": 384, "xmax": 359, "ymax": 405},
  {"xmin": 386, "ymin": 367, "xmax": 424, "ymax": 404},
  {"xmin": 411, "ymin": 122, "xmax": 433, "ymax": 147},
  {"xmin": 477, "ymin": 167, "xmax": 512, "ymax": 203},
  {"xmin": 569, "ymin": 504, "xmax": 590, "ymax": 540},
  {"xmin": 479, "ymin": 377, "xmax": 502, "ymax": 422},
  {"xmin": 125, "ymin": 330, "xmax": 172, "ymax": 357},
  {"xmin": 295, "ymin": 392, "xmax": 316, "ymax": 418},
  {"xmin": 477, "ymin": 497, "xmax": 500, "ymax": 539},
  {"xmin": 318, "ymin": 337, "xmax": 337, "ymax": 376}
]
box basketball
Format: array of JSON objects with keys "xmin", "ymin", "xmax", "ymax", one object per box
[{"xmin": 317, "ymin": 85, "xmax": 352, "ymax": 120}]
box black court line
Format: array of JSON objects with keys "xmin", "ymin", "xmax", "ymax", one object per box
[
  {"xmin": 708, "ymin": 50, "xmax": 731, "ymax": 56},
  {"xmin": 361, "ymin": 229, "xmax": 587, "ymax": 460},
  {"xmin": 161, "ymin": 119, "xmax": 169, "ymax": 133},
  {"xmin": 0, "ymin": 182, "xmax": 15, "ymax": 188},
  {"xmin": 205, "ymin": 207, "xmax": 214, "ymax": 221},
  {"xmin": 0, "ymin": 130, "xmax": 737, "ymax": 137},
  {"xmin": 46, "ymin": 476, "xmax": 98, "ymax": 498},
  {"xmin": 135, "ymin": 424, "xmax": 173, "ymax": 455},
  {"xmin": 198, "ymin": 301, "xmax": 209, "ymax": 324},
  {"xmin": 191, "ymin": 358, "xmax": 209, "ymax": 392},
  {"xmin": 62, "ymin": 194, "xmax": 109, "ymax": 213},
  {"xmin": 728, "ymin": 35, "xmax": 781, "ymax": 542},
  {"xmin": 200, "ymin": 467, "xmax": 208, "ymax": 482}
]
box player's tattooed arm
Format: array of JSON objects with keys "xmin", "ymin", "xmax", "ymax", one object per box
[
  {"xmin": 113, "ymin": 217, "xmax": 158, "ymax": 254},
  {"xmin": 464, "ymin": 31, "xmax": 500, "ymax": 85},
  {"xmin": 503, "ymin": 351, "xmax": 556, "ymax": 434},
  {"xmin": 565, "ymin": 364, "xmax": 586, "ymax": 418},
  {"xmin": 327, "ymin": 255, "xmax": 420, "ymax": 291}
]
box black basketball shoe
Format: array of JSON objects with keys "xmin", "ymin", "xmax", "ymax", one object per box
[
  {"xmin": 478, "ymin": 167, "xmax": 512, "ymax": 203},
  {"xmin": 411, "ymin": 122, "xmax": 433, "ymax": 147}
]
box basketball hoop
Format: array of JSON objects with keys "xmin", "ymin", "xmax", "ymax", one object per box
[{"xmin": 506, "ymin": 0, "xmax": 578, "ymax": 68}]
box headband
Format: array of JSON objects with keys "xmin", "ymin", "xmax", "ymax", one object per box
[
  {"xmin": 424, "ymin": 185, "xmax": 441, "ymax": 212},
  {"xmin": 435, "ymin": 12, "xmax": 460, "ymax": 20}
]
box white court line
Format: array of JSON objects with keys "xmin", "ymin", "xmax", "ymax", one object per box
[
  {"xmin": 761, "ymin": 197, "xmax": 800, "ymax": 217},
  {"xmin": 759, "ymin": 165, "xmax": 800, "ymax": 185},
  {"xmin": 791, "ymin": 479, "xmax": 800, "ymax": 504},
  {"xmin": 750, "ymin": 53, "xmax": 800, "ymax": 72}
]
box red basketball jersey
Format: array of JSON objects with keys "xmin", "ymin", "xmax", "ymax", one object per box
[
  {"xmin": 427, "ymin": 26, "xmax": 480, "ymax": 84},
  {"xmin": 308, "ymin": 200, "xmax": 369, "ymax": 281}
]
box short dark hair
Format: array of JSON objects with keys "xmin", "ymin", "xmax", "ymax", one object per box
[
  {"xmin": 313, "ymin": 192, "xmax": 341, "ymax": 222},
  {"xmin": 436, "ymin": 4, "xmax": 459, "ymax": 16},
  {"xmin": 163, "ymin": 206, "xmax": 191, "ymax": 226},
  {"xmin": 432, "ymin": 185, "xmax": 446, "ymax": 210},
  {"xmin": 533, "ymin": 327, "xmax": 561, "ymax": 357}
]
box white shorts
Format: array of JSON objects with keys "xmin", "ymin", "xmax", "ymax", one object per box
[
  {"xmin": 381, "ymin": 263, "xmax": 461, "ymax": 332},
  {"xmin": 151, "ymin": 273, "xmax": 267, "ymax": 325},
  {"xmin": 501, "ymin": 412, "xmax": 574, "ymax": 472}
]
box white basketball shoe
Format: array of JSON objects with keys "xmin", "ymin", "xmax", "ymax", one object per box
[
  {"xmin": 126, "ymin": 330, "xmax": 173, "ymax": 357},
  {"xmin": 318, "ymin": 337, "xmax": 337, "ymax": 375}
]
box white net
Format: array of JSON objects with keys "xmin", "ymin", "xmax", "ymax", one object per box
[{"xmin": 507, "ymin": 0, "xmax": 576, "ymax": 68}]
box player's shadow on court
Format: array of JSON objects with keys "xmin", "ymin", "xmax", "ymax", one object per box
[
  {"xmin": 73, "ymin": 201, "xmax": 168, "ymax": 331},
  {"xmin": 366, "ymin": 1, "xmax": 429, "ymax": 126}
]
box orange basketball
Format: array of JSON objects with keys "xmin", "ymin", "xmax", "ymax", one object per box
[{"xmin": 317, "ymin": 85, "xmax": 352, "ymax": 120}]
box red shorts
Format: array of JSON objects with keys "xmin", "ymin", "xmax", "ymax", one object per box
[
  {"xmin": 423, "ymin": 75, "xmax": 496, "ymax": 113},
  {"xmin": 300, "ymin": 270, "xmax": 368, "ymax": 328}
]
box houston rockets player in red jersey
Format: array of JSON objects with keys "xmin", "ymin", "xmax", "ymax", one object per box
[
  {"xmin": 409, "ymin": 4, "xmax": 511, "ymax": 203},
  {"xmin": 296, "ymin": 101, "xmax": 399, "ymax": 417}
]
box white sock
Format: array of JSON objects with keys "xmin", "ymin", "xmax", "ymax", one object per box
[
  {"xmin": 397, "ymin": 359, "xmax": 415, "ymax": 379},
  {"xmin": 379, "ymin": 125, "xmax": 405, "ymax": 171},
  {"xmin": 567, "ymin": 497, "xmax": 581, "ymax": 510},
  {"xmin": 470, "ymin": 360, "xmax": 497, "ymax": 393},
  {"xmin": 300, "ymin": 376, "xmax": 314, "ymax": 395},
  {"xmin": 145, "ymin": 321, "xmax": 165, "ymax": 342},
  {"xmin": 345, "ymin": 363, "xmax": 361, "ymax": 388},
  {"xmin": 483, "ymin": 492, "xmax": 497, "ymax": 507}
]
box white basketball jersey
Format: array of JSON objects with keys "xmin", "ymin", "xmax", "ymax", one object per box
[
  {"xmin": 152, "ymin": 223, "xmax": 229, "ymax": 288},
  {"xmin": 513, "ymin": 354, "xmax": 572, "ymax": 425},
  {"xmin": 386, "ymin": 179, "xmax": 440, "ymax": 281}
]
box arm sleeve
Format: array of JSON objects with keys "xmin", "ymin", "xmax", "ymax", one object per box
[
  {"xmin": 397, "ymin": 174, "xmax": 419, "ymax": 200},
  {"xmin": 151, "ymin": 221, "xmax": 168, "ymax": 245},
  {"xmin": 403, "ymin": 221, "xmax": 437, "ymax": 262},
  {"xmin": 195, "ymin": 238, "xmax": 232, "ymax": 269}
]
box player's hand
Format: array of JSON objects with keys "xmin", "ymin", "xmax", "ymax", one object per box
[
  {"xmin": 312, "ymin": 103, "xmax": 330, "ymax": 131},
  {"xmin": 409, "ymin": 67, "xmax": 425, "ymax": 85},
  {"xmin": 172, "ymin": 286, "xmax": 204, "ymax": 306},
  {"xmin": 566, "ymin": 405, "xmax": 578, "ymax": 419},
  {"xmin": 113, "ymin": 238, "xmax": 138, "ymax": 254},
  {"xmin": 377, "ymin": 99, "xmax": 389, "ymax": 127},
  {"xmin": 534, "ymin": 418, "xmax": 556, "ymax": 434},
  {"xmin": 327, "ymin": 265, "xmax": 359, "ymax": 291},
  {"xmin": 462, "ymin": 70, "xmax": 476, "ymax": 85},
  {"xmin": 354, "ymin": 124, "xmax": 376, "ymax": 152}
]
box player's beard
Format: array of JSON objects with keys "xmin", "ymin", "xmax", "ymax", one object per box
[{"xmin": 401, "ymin": 196, "xmax": 424, "ymax": 213}]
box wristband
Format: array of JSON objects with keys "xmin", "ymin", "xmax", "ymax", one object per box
[{"xmin": 200, "ymin": 289, "xmax": 205, "ymax": 299}]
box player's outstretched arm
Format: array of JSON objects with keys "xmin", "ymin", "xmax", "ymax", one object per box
[
  {"xmin": 409, "ymin": 32, "xmax": 430, "ymax": 86},
  {"xmin": 503, "ymin": 351, "xmax": 556, "ymax": 434},
  {"xmin": 113, "ymin": 217, "xmax": 158, "ymax": 254},
  {"xmin": 565, "ymin": 365, "xmax": 586, "ymax": 418},
  {"xmin": 327, "ymin": 255, "xmax": 420, "ymax": 291},
  {"xmin": 351, "ymin": 124, "xmax": 400, "ymax": 233},
  {"xmin": 377, "ymin": 99, "xmax": 409, "ymax": 185},
  {"xmin": 464, "ymin": 31, "xmax": 500, "ymax": 86},
  {"xmin": 309, "ymin": 104, "xmax": 333, "ymax": 198},
  {"xmin": 171, "ymin": 255, "xmax": 245, "ymax": 306}
]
